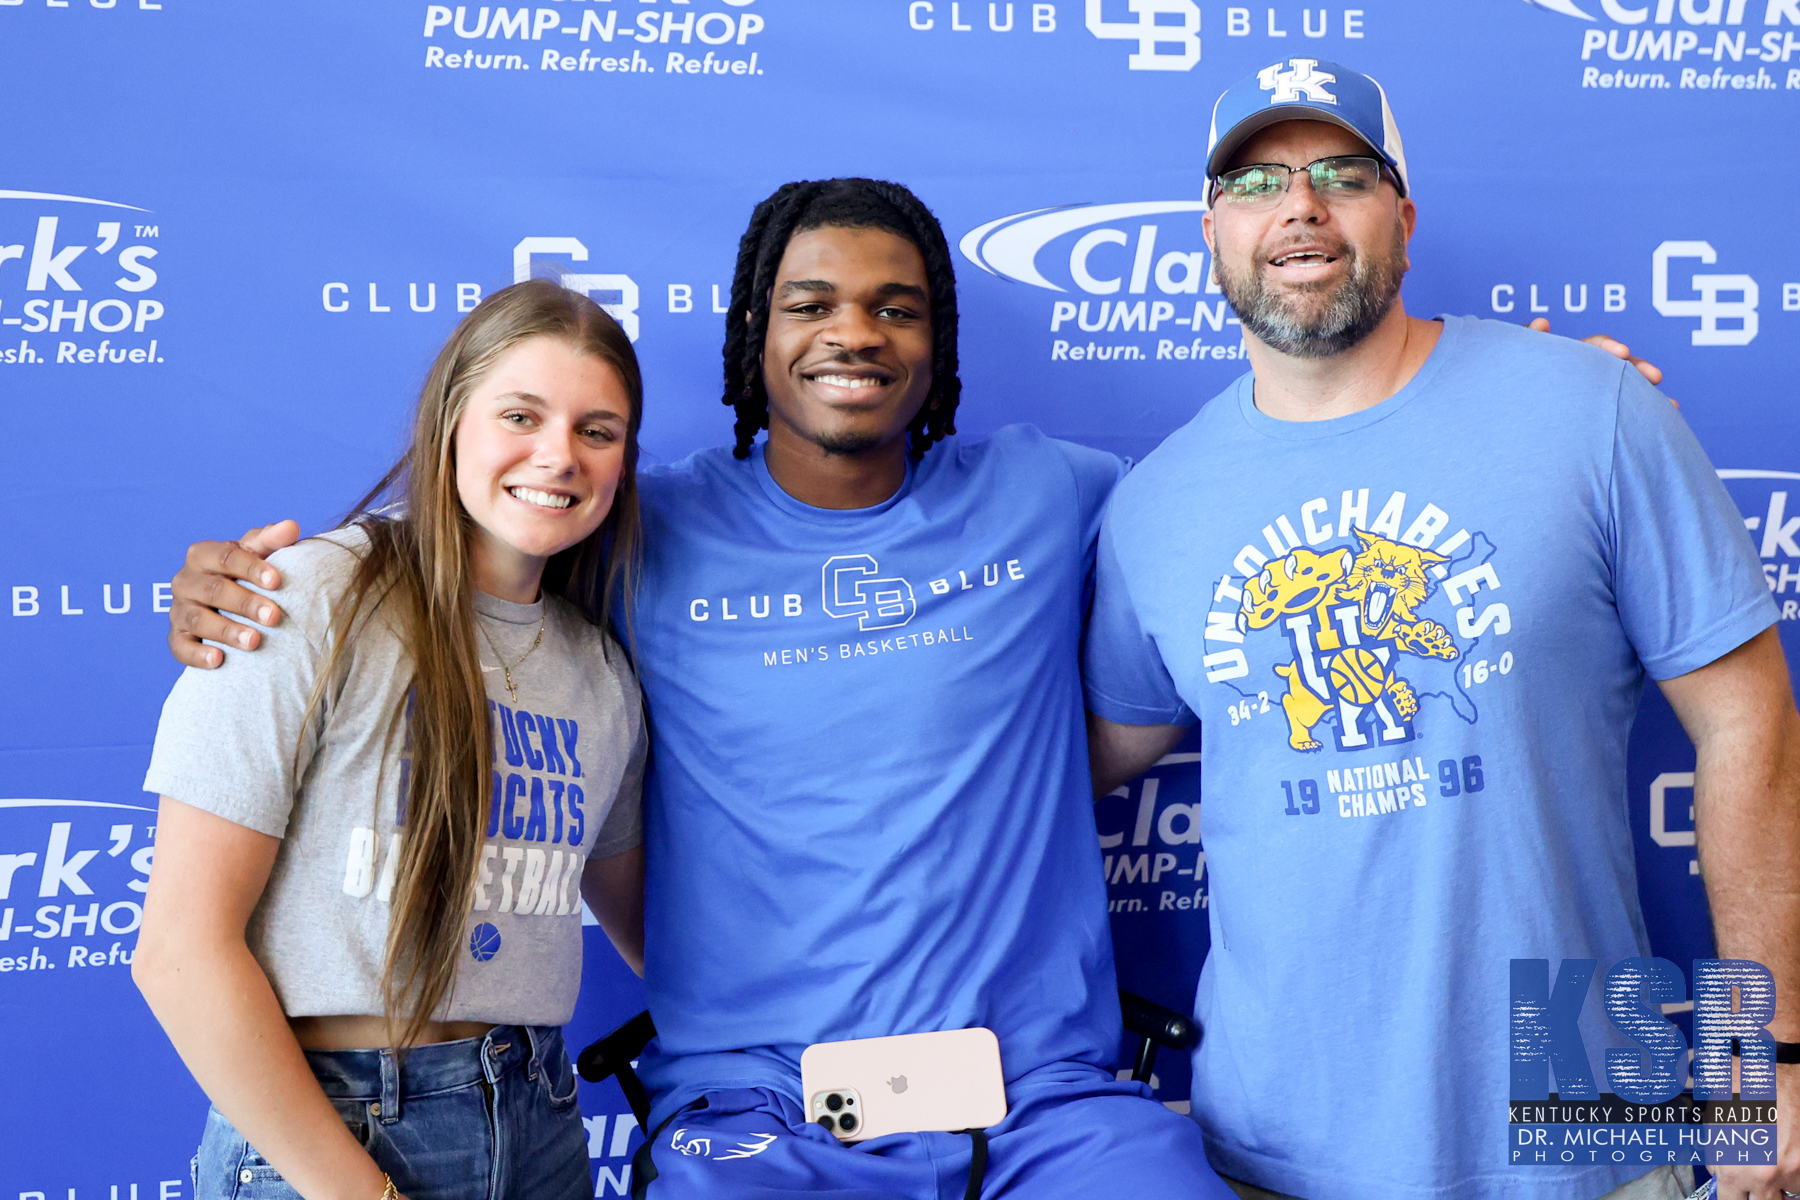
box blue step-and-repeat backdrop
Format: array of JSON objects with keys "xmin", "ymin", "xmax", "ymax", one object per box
[{"xmin": 2, "ymin": 0, "xmax": 1797, "ymax": 1193}]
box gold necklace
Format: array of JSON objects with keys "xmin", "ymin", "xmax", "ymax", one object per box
[{"xmin": 479, "ymin": 616, "xmax": 545, "ymax": 704}]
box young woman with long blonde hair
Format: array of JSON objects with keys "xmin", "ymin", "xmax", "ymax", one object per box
[{"xmin": 135, "ymin": 279, "xmax": 646, "ymax": 1200}]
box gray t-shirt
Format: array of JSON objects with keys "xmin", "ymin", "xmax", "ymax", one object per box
[{"xmin": 144, "ymin": 527, "xmax": 644, "ymax": 1026}]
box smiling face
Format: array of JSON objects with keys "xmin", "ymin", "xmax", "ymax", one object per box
[
  {"xmin": 760, "ymin": 225, "xmax": 935, "ymax": 459},
  {"xmin": 1203, "ymin": 119, "xmax": 1415, "ymax": 359},
  {"xmin": 452, "ymin": 335, "xmax": 632, "ymax": 599}
]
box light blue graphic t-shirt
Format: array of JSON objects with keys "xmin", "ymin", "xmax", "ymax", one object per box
[
  {"xmin": 1082, "ymin": 317, "xmax": 1777, "ymax": 1200},
  {"xmin": 632, "ymin": 424, "xmax": 1127, "ymax": 1123}
]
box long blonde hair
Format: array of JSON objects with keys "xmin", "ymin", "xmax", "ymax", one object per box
[{"xmin": 305, "ymin": 279, "xmax": 642, "ymax": 1048}]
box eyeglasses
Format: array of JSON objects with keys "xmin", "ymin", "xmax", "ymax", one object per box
[{"xmin": 1211, "ymin": 155, "xmax": 1388, "ymax": 207}]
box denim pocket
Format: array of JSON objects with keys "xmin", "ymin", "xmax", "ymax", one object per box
[
  {"xmin": 542, "ymin": 1044, "xmax": 579, "ymax": 1111},
  {"xmin": 229, "ymin": 1160, "xmax": 298, "ymax": 1200},
  {"xmin": 194, "ymin": 1107, "xmax": 302, "ymax": 1200},
  {"xmin": 329, "ymin": 1098, "xmax": 374, "ymax": 1149}
]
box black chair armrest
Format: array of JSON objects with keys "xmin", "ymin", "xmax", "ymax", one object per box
[
  {"xmin": 577, "ymin": 1010, "xmax": 657, "ymax": 1129},
  {"xmin": 1118, "ymin": 989, "xmax": 1200, "ymax": 1086},
  {"xmin": 1119, "ymin": 989, "xmax": 1200, "ymax": 1051}
]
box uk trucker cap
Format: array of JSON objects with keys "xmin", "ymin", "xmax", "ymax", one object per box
[{"xmin": 1205, "ymin": 57, "xmax": 1409, "ymax": 200}]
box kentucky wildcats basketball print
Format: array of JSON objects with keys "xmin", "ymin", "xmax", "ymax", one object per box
[{"xmin": 1218, "ymin": 504, "xmax": 1500, "ymax": 762}]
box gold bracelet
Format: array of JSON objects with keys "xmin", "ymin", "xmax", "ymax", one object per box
[{"xmin": 378, "ymin": 1174, "xmax": 399, "ymax": 1200}]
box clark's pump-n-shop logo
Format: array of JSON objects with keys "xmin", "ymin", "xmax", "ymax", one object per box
[
  {"xmin": 0, "ymin": 190, "xmax": 165, "ymax": 368},
  {"xmin": 1724, "ymin": 470, "xmax": 1800, "ymax": 623},
  {"xmin": 418, "ymin": 0, "xmax": 764, "ymax": 78},
  {"xmin": 0, "ymin": 799, "xmax": 157, "ymax": 979},
  {"xmin": 961, "ymin": 202, "xmax": 1249, "ymax": 366},
  {"xmin": 1520, "ymin": 0, "xmax": 1800, "ymax": 84}
]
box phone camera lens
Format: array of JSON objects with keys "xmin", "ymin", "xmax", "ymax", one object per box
[
  {"xmin": 838, "ymin": 1113, "xmax": 858, "ymax": 1133},
  {"xmin": 825, "ymin": 1093, "xmax": 844, "ymax": 1112},
  {"xmin": 817, "ymin": 1115, "xmax": 835, "ymax": 1129}
]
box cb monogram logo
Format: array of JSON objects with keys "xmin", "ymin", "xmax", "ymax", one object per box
[
  {"xmin": 513, "ymin": 237, "xmax": 641, "ymax": 341},
  {"xmin": 1259, "ymin": 57, "xmax": 1339, "ymax": 104},
  {"xmin": 1652, "ymin": 241, "xmax": 1758, "ymax": 347},
  {"xmin": 822, "ymin": 555, "xmax": 918, "ymax": 632},
  {"xmin": 1084, "ymin": 0, "xmax": 1201, "ymax": 71}
]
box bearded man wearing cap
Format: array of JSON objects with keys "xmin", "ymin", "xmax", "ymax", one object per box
[{"xmin": 1083, "ymin": 57, "xmax": 1800, "ymax": 1200}]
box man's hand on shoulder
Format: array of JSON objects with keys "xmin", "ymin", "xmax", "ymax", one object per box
[
  {"xmin": 168, "ymin": 520, "xmax": 299, "ymax": 669},
  {"xmin": 1526, "ymin": 317, "xmax": 1669, "ymax": 396}
]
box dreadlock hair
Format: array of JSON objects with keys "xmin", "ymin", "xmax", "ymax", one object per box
[{"xmin": 721, "ymin": 178, "xmax": 961, "ymax": 460}]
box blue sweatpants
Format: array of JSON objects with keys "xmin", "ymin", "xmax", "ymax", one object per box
[{"xmin": 632, "ymin": 1067, "xmax": 1235, "ymax": 1199}]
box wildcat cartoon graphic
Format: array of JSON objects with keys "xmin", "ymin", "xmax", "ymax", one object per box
[{"xmin": 1237, "ymin": 530, "xmax": 1461, "ymax": 752}]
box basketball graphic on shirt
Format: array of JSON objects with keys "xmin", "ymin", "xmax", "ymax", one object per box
[
  {"xmin": 1230, "ymin": 529, "xmax": 1474, "ymax": 754},
  {"xmin": 1328, "ymin": 648, "xmax": 1387, "ymax": 705},
  {"xmin": 469, "ymin": 922, "xmax": 502, "ymax": 962}
]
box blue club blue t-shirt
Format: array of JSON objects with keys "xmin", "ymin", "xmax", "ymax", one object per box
[
  {"xmin": 631, "ymin": 424, "xmax": 1127, "ymax": 1123},
  {"xmin": 1082, "ymin": 316, "xmax": 1777, "ymax": 1200}
]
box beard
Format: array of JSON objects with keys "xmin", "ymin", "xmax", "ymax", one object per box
[
  {"xmin": 810, "ymin": 428, "xmax": 887, "ymax": 457},
  {"xmin": 1215, "ymin": 218, "xmax": 1409, "ymax": 359}
]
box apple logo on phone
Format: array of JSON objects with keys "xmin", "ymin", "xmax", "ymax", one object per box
[{"xmin": 888, "ymin": 1076, "xmax": 908, "ymax": 1094}]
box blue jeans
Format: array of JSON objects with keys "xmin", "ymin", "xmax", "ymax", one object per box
[{"xmin": 191, "ymin": 1025, "xmax": 590, "ymax": 1200}]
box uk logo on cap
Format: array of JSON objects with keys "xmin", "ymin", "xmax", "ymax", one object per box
[
  {"xmin": 1206, "ymin": 57, "xmax": 1409, "ymax": 202},
  {"xmin": 1258, "ymin": 58, "xmax": 1339, "ymax": 105}
]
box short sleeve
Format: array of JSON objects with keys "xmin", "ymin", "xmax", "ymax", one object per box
[
  {"xmin": 587, "ymin": 661, "xmax": 646, "ymax": 860},
  {"xmin": 142, "ymin": 537, "xmax": 359, "ymax": 837},
  {"xmin": 1609, "ymin": 367, "xmax": 1777, "ymax": 680},
  {"xmin": 1081, "ymin": 502, "xmax": 1196, "ymax": 726},
  {"xmin": 1048, "ymin": 437, "xmax": 1129, "ymax": 554},
  {"xmin": 1047, "ymin": 436, "xmax": 1128, "ymax": 617}
]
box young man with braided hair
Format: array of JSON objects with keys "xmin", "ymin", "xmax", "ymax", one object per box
[{"xmin": 164, "ymin": 177, "xmax": 1237, "ymax": 1199}]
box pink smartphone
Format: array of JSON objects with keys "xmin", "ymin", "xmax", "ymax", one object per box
[{"xmin": 800, "ymin": 1027, "xmax": 1008, "ymax": 1143}]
